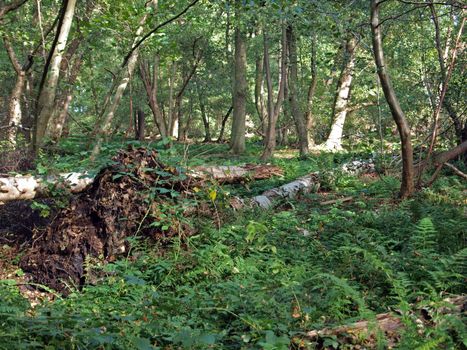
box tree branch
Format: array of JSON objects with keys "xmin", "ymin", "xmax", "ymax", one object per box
[
  {"xmin": 122, "ymin": 0, "xmax": 200, "ymax": 67},
  {"xmin": 0, "ymin": 0, "xmax": 29, "ymax": 19}
]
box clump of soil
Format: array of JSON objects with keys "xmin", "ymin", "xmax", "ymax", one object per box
[
  {"xmin": 0, "ymin": 199, "xmax": 55, "ymax": 245},
  {"xmin": 20, "ymin": 147, "xmax": 195, "ymax": 295}
]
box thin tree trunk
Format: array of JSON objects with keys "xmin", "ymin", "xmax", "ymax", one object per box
[
  {"xmin": 306, "ymin": 34, "xmax": 318, "ymax": 146},
  {"xmin": 90, "ymin": 7, "xmax": 152, "ymax": 161},
  {"xmin": 324, "ymin": 36, "xmax": 358, "ymax": 151},
  {"xmin": 430, "ymin": 5, "xmax": 465, "ymax": 146},
  {"xmin": 254, "ymin": 45, "xmax": 267, "ymax": 137},
  {"xmin": 217, "ymin": 106, "xmax": 233, "ymax": 142},
  {"xmin": 230, "ymin": 16, "xmax": 247, "ymax": 154},
  {"xmin": 1, "ymin": 36, "xmax": 26, "ymax": 146},
  {"xmin": 287, "ymin": 24, "xmax": 308, "ymax": 157},
  {"xmin": 175, "ymin": 51, "xmax": 201, "ymax": 141},
  {"xmin": 139, "ymin": 56, "xmax": 168, "ymax": 137},
  {"xmin": 34, "ymin": 0, "xmax": 77, "ymax": 150},
  {"xmin": 135, "ymin": 109, "xmax": 145, "ymax": 141},
  {"xmin": 198, "ymin": 89, "xmax": 211, "ymax": 142},
  {"xmin": 261, "ymin": 26, "xmax": 287, "ymax": 161},
  {"xmin": 47, "ymin": 49, "xmax": 84, "ymax": 141},
  {"xmin": 168, "ymin": 61, "xmax": 177, "ymax": 137},
  {"xmin": 371, "ymin": 0, "xmax": 414, "ymax": 198}
]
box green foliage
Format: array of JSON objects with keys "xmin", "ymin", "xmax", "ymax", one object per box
[{"xmin": 1, "ymin": 162, "xmax": 466, "ymax": 349}]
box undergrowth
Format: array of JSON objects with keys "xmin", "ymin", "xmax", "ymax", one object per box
[{"xmin": 0, "ymin": 140, "xmax": 466, "ymax": 349}]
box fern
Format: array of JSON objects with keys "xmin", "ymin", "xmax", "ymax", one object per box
[
  {"xmin": 411, "ymin": 217, "xmax": 437, "ymax": 253},
  {"xmin": 414, "ymin": 337, "xmax": 445, "ymax": 350}
]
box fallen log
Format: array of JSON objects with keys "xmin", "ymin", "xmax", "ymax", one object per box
[
  {"xmin": 0, "ymin": 164, "xmax": 283, "ymax": 204},
  {"xmin": 190, "ymin": 164, "xmax": 283, "ymax": 183},
  {"xmin": 304, "ymin": 295, "xmax": 466, "ymax": 348},
  {"xmin": 231, "ymin": 172, "xmax": 321, "ymax": 209},
  {"xmin": 0, "ymin": 173, "xmax": 93, "ymax": 203}
]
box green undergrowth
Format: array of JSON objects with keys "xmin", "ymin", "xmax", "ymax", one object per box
[
  {"xmin": 1, "ymin": 167, "xmax": 466, "ymax": 349},
  {"xmin": 2, "ymin": 139, "xmax": 466, "ymax": 349}
]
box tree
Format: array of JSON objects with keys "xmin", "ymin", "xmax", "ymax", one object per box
[
  {"xmin": 261, "ymin": 25, "xmax": 287, "ymax": 161},
  {"xmin": 230, "ymin": 1, "xmax": 247, "ymax": 155},
  {"xmin": 34, "ymin": 0, "xmax": 77, "ymax": 150},
  {"xmin": 323, "ymin": 35, "xmax": 358, "ymax": 151},
  {"xmin": 287, "ymin": 23, "xmax": 309, "ymax": 157},
  {"xmin": 371, "ymin": 0, "xmax": 415, "ymax": 198}
]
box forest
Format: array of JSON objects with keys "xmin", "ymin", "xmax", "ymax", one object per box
[{"xmin": 0, "ymin": 0, "xmax": 466, "ymax": 349}]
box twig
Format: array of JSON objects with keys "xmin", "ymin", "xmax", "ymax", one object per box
[
  {"xmin": 444, "ymin": 162, "xmax": 467, "ymax": 180},
  {"xmin": 320, "ymin": 197, "xmax": 354, "ymax": 206}
]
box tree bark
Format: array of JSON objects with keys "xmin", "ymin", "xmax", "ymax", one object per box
[
  {"xmin": 135, "ymin": 109, "xmax": 145, "ymax": 141},
  {"xmin": 261, "ymin": 26, "xmax": 287, "ymax": 161},
  {"xmin": 1, "ymin": 36, "xmax": 26, "ymax": 146},
  {"xmin": 198, "ymin": 89, "xmax": 211, "ymax": 142},
  {"xmin": 168, "ymin": 61, "xmax": 177, "ymax": 137},
  {"xmin": 371, "ymin": 0, "xmax": 415, "ymax": 198},
  {"xmin": 47, "ymin": 41, "xmax": 84, "ymax": 141},
  {"xmin": 287, "ymin": 24, "xmax": 309, "ymax": 157},
  {"xmin": 231, "ymin": 172, "xmax": 320, "ymax": 210},
  {"xmin": 230, "ymin": 14, "xmax": 247, "ymax": 155},
  {"xmin": 34, "ymin": 0, "xmax": 77, "ymax": 150},
  {"xmin": 305, "ymin": 34, "xmax": 318, "ymax": 146},
  {"xmin": 139, "ymin": 56, "xmax": 168, "ymax": 138},
  {"xmin": 217, "ymin": 106, "xmax": 233, "ymax": 142},
  {"xmin": 324, "ymin": 36, "xmax": 358, "ymax": 151},
  {"xmin": 254, "ymin": 44, "xmax": 267, "ymax": 138}
]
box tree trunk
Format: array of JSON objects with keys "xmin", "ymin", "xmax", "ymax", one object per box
[
  {"xmin": 287, "ymin": 24, "xmax": 309, "ymax": 157},
  {"xmin": 135, "ymin": 109, "xmax": 145, "ymax": 141},
  {"xmin": 217, "ymin": 106, "xmax": 233, "ymax": 142},
  {"xmin": 90, "ymin": 0, "xmax": 161, "ymax": 160},
  {"xmin": 371, "ymin": 0, "xmax": 414, "ymax": 198},
  {"xmin": 1, "ymin": 36, "xmax": 26, "ymax": 146},
  {"xmin": 168, "ymin": 61, "xmax": 177, "ymax": 137},
  {"xmin": 261, "ymin": 26, "xmax": 287, "ymax": 161},
  {"xmin": 199, "ymin": 91, "xmax": 211, "ymax": 142},
  {"xmin": 47, "ymin": 51, "xmax": 83, "ymax": 141},
  {"xmin": 139, "ymin": 56, "xmax": 168, "ymax": 138},
  {"xmin": 254, "ymin": 46, "xmax": 267, "ymax": 137},
  {"xmin": 324, "ymin": 36, "xmax": 358, "ymax": 151},
  {"xmin": 230, "ymin": 18, "xmax": 247, "ymax": 155},
  {"xmin": 34, "ymin": 0, "xmax": 77, "ymax": 150},
  {"xmin": 306, "ymin": 34, "xmax": 318, "ymax": 146}
]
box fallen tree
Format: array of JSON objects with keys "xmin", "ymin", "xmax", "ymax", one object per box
[
  {"xmin": 231, "ymin": 172, "xmax": 321, "ymax": 209},
  {"xmin": 304, "ymin": 295, "xmax": 466, "ymax": 349},
  {"xmin": 0, "ymin": 164, "xmax": 282, "ymax": 204},
  {"xmin": 13, "ymin": 147, "xmax": 285, "ymax": 294}
]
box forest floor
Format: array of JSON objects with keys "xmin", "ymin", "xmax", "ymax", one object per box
[{"xmin": 0, "ymin": 138, "xmax": 466, "ymax": 349}]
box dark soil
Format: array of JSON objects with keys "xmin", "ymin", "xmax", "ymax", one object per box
[{"xmin": 19, "ymin": 147, "xmax": 195, "ymax": 295}]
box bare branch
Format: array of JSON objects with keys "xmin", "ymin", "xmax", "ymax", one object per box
[
  {"xmin": 0, "ymin": 0, "xmax": 29, "ymax": 19},
  {"xmin": 122, "ymin": 0, "xmax": 200, "ymax": 67}
]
